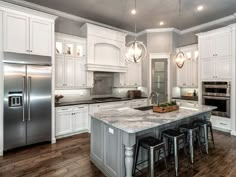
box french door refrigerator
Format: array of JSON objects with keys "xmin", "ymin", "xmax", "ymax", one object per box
[{"xmin": 4, "ymin": 63, "xmax": 52, "ymax": 151}]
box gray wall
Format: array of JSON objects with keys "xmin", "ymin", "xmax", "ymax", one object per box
[{"xmin": 55, "ymin": 17, "xmax": 84, "ymax": 37}]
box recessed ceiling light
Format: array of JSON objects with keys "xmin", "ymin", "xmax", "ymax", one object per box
[
  {"xmin": 197, "ymin": 5, "xmax": 204, "ymax": 11},
  {"xmin": 131, "ymin": 9, "xmax": 136, "ymax": 15},
  {"xmin": 159, "ymin": 21, "xmax": 164, "ymax": 26}
]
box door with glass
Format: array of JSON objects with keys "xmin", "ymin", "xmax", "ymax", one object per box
[{"xmin": 151, "ymin": 59, "xmax": 168, "ymax": 103}]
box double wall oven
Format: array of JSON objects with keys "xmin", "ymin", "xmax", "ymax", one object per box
[{"xmin": 202, "ymin": 82, "xmax": 230, "ymax": 118}]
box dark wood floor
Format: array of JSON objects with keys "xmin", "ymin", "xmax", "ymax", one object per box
[{"xmin": 0, "ymin": 131, "xmax": 236, "ymax": 177}]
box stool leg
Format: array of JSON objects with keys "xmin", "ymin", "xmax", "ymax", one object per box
[
  {"xmin": 189, "ymin": 130, "xmax": 194, "ymax": 164},
  {"xmin": 209, "ymin": 124, "xmax": 215, "ymax": 148},
  {"xmin": 195, "ymin": 130, "xmax": 202, "ymax": 157},
  {"xmin": 174, "ymin": 137, "xmax": 179, "ymax": 177},
  {"xmin": 162, "ymin": 146, "xmax": 169, "ymax": 176},
  {"xmin": 203, "ymin": 124, "xmax": 209, "ymax": 154},
  {"xmin": 149, "ymin": 148, "xmax": 155, "ymax": 177}
]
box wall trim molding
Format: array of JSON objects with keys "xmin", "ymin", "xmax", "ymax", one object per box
[{"xmin": 3, "ymin": 0, "xmax": 236, "ymax": 36}]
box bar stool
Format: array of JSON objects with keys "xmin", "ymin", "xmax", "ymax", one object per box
[
  {"xmin": 161, "ymin": 129, "xmax": 187, "ymax": 177},
  {"xmin": 193, "ymin": 119, "xmax": 215, "ymax": 154},
  {"xmin": 133, "ymin": 136, "xmax": 168, "ymax": 177},
  {"xmin": 179, "ymin": 124, "xmax": 203, "ymax": 164}
]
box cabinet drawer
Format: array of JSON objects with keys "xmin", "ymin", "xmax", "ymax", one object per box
[
  {"xmin": 211, "ymin": 116, "xmax": 230, "ymax": 131},
  {"xmin": 56, "ymin": 107, "xmax": 73, "ymax": 113},
  {"xmin": 73, "ymin": 105, "xmax": 88, "ymax": 111}
]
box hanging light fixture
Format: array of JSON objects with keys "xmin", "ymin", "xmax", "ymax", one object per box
[
  {"xmin": 125, "ymin": 0, "xmax": 147, "ymax": 63},
  {"xmin": 175, "ymin": 0, "xmax": 186, "ymax": 68}
]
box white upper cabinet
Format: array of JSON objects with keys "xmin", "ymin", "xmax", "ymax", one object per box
[
  {"xmin": 30, "ymin": 18, "xmax": 52, "ymax": 56},
  {"xmin": 4, "ymin": 12, "xmax": 29, "ymax": 54},
  {"xmin": 3, "ymin": 11, "xmax": 53, "ymax": 56},
  {"xmin": 198, "ymin": 27, "xmax": 232, "ymax": 80},
  {"xmin": 176, "ymin": 44, "xmax": 198, "ymax": 88},
  {"xmin": 55, "ymin": 33, "xmax": 90, "ymax": 89},
  {"xmin": 80, "ymin": 23, "xmax": 127, "ymax": 72}
]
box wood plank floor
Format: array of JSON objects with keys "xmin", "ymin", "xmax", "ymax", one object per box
[{"xmin": 0, "ymin": 131, "xmax": 236, "ymax": 177}]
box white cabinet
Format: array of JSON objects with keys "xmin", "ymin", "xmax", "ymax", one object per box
[
  {"xmin": 56, "ymin": 108, "xmax": 73, "ymax": 136},
  {"xmin": 114, "ymin": 62, "xmax": 142, "ymax": 87},
  {"xmin": 210, "ymin": 115, "xmax": 231, "ymax": 132},
  {"xmin": 30, "ymin": 18, "xmax": 51, "ymax": 56},
  {"xmin": 198, "ymin": 27, "xmax": 232, "ymax": 81},
  {"xmin": 56, "ymin": 105, "xmax": 89, "ymax": 138},
  {"xmin": 176, "ymin": 44, "xmax": 198, "ymax": 88},
  {"xmin": 3, "ymin": 12, "xmax": 52, "ymax": 56},
  {"xmin": 201, "ymin": 57, "xmax": 232, "ymax": 80},
  {"xmin": 55, "ymin": 33, "xmax": 90, "ymax": 88}
]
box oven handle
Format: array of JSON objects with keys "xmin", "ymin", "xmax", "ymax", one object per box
[{"xmin": 203, "ymin": 96, "xmax": 230, "ymax": 100}]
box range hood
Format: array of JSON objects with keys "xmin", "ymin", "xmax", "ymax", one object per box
[{"xmin": 86, "ymin": 64, "xmax": 127, "ymax": 73}]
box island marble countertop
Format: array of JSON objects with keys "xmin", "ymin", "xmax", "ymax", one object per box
[{"xmin": 91, "ymin": 104, "xmax": 216, "ymax": 134}]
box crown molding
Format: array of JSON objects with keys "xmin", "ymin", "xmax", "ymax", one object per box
[
  {"xmin": 3, "ymin": 0, "xmax": 236, "ymax": 37},
  {"xmin": 3, "ymin": 0, "xmax": 135, "ymax": 36},
  {"xmin": 181, "ymin": 14, "xmax": 236, "ymax": 34}
]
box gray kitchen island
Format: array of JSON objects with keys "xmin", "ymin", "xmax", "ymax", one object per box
[{"xmin": 90, "ymin": 104, "xmax": 216, "ymax": 177}]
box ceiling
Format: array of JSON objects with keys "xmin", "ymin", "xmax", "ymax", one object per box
[{"xmin": 18, "ymin": 0, "xmax": 236, "ymax": 32}]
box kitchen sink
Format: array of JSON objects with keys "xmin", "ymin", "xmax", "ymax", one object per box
[{"xmin": 135, "ymin": 106, "xmax": 153, "ymax": 111}]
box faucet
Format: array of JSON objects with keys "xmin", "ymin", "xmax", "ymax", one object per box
[{"xmin": 149, "ymin": 91, "xmax": 159, "ymax": 105}]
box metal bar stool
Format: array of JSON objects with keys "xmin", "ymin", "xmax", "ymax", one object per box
[
  {"xmin": 193, "ymin": 119, "xmax": 215, "ymax": 154},
  {"xmin": 133, "ymin": 136, "xmax": 168, "ymax": 177},
  {"xmin": 179, "ymin": 124, "xmax": 203, "ymax": 164},
  {"xmin": 161, "ymin": 129, "xmax": 187, "ymax": 177}
]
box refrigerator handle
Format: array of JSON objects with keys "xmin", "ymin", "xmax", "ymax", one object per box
[
  {"xmin": 22, "ymin": 76, "xmax": 25, "ymax": 122},
  {"xmin": 28, "ymin": 76, "xmax": 31, "ymax": 121}
]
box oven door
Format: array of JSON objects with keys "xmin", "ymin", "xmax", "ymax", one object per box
[
  {"xmin": 202, "ymin": 96, "xmax": 230, "ymax": 118},
  {"xmin": 202, "ymin": 85, "xmax": 230, "ymax": 97}
]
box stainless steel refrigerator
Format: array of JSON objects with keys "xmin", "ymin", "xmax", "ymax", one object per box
[{"xmin": 4, "ymin": 63, "xmax": 52, "ymax": 151}]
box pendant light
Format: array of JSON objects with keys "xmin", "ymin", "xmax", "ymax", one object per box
[
  {"xmin": 125, "ymin": 0, "xmax": 147, "ymax": 63},
  {"xmin": 175, "ymin": 0, "xmax": 186, "ymax": 68}
]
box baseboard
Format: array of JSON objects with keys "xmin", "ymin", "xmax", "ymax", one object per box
[
  {"xmin": 231, "ymin": 130, "xmax": 236, "ymax": 136},
  {"xmin": 51, "ymin": 137, "xmax": 56, "ymax": 144}
]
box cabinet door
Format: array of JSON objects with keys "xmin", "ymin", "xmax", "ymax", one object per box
[
  {"xmin": 215, "ymin": 58, "xmax": 232, "ymax": 79},
  {"xmin": 64, "ymin": 41, "xmax": 74, "ymax": 57},
  {"xmin": 4, "ymin": 12, "xmax": 29, "ymax": 54},
  {"xmin": 55, "ymin": 56, "xmax": 65, "ymax": 87},
  {"xmin": 64, "ymin": 57, "xmax": 75, "ymax": 87},
  {"xmin": 30, "ymin": 18, "xmax": 52, "ymax": 56},
  {"xmin": 75, "ymin": 58, "xmax": 86, "ymax": 87},
  {"xmin": 214, "ymin": 32, "xmax": 231, "ymax": 58},
  {"xmin": 56, "ymin": 111, "xmax": 73, "ymax": 136},
  {"xmin": 192, "ymin": 60, "xmax": 198, "ymax": 87},
  {"xmin": 56, "ymin": 39, "xmax": 64, "ymax": 56},
  {"xmin": 177, "ymin": 64, "xmax": 187, "ymax": 87},
  {"xmin": 73, "ymin": 109, "xmax": 89, "ymax": 132},
  {"xmin": 201, "ymin": 59, "xmax": 215, "ymax": 80},
  {"xmin": 199, "ymin": 37, "xmax": 211, "ymax": 59},
  {"xmin": 125, "ymin": 62, "xmax": 141, "ymax": 86},
  {"xmin": 75, "ymin": 42, "xmax": 86, "ymax": 58}
]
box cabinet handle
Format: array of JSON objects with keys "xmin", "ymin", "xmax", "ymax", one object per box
[{"xmin": 220, "ymin": 123, "xmax": 227, "ymax": 126}]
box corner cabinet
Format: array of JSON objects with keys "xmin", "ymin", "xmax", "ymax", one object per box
[
  {"xmin": 55, "ymin": 33, "xmax": 94, "ymax": 88},
  {"xmin": 3, "ymin": 11, "xmax": 53, "ymax": 56},
  {"xmin": 198, "ymin": 27, "xmax": 232, "ymax": 81},
  {"xmin": 176, "ymin": 44, "xmax": 198, "ymax": 88}
]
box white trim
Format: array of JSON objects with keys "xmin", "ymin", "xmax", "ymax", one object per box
[
  {"xmin": 3, "ymin": 0, "xmax": 136, "ymax": 36},
  {"xmin": 0, "ymin": 11, "xmax": 3, "ymax": 156},
  {"xmin": 86, "ymin": 64, "xmax": 127, "ymax": 73},
  {"xmin": 136, "ymin": 28, "xmax": 181, "ymax": 36},
  {"xmin": 149, "ymin": 53, "xmax": 171, "ymax": 102},
  {"xmin": 4, "ymin": 0, "xmax": 236, "ymax": 36},
  {"xmin": 0, "ymin": 1, "xmax": 57, "ymax": 22}
]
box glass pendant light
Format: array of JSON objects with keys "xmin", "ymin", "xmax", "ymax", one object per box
[
  {"xmin": 175, "ymin": 0, "xmax": 186, "ymax": 68},
  {"xmin": 125, "ymin": 0, "xmax": 147, "ymax": 63}
]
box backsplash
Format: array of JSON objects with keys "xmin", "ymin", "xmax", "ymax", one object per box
[
  {"xmin": 55, "ymin": 86, "xmax": 149, "ymax": 102},
  {"xmin": 172, "ymin": 87, "xmax": 198, "ymax": 97}
]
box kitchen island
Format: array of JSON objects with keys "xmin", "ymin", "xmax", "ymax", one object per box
[{"xmin": 90, "ymin": 104, "xmax": 216, "ymax": 177}]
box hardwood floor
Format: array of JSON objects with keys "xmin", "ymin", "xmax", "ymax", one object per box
[{"xmin": 0, "ymin": 131, "xmax": 236, "ymax": 177}]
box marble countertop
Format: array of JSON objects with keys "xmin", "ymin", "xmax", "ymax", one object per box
[{"xmin": 91, "ymin": 104, "xmax": 216, "ymax": 134}]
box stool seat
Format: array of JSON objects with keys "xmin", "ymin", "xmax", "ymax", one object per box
[
  {"xmin": 162, "ymin": 129, "xmax": 183, "ymax": 137},
  {"xmin": 193, "ymin": 120, "xmax": 211, "ymax": 126},
  {"xmin": 140, "ymin": 136, "xmax": 164, "ymax": 149}
]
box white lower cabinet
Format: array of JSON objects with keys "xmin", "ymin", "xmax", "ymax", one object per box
[
  {"xmin": 56, "ymin": 105, "xmax": 89, "ymax": 138},
  {"xmin": 210, "ymin": 115, "xmax": 231, "ymax": 132}
]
